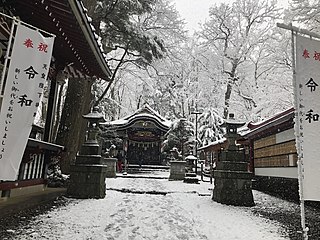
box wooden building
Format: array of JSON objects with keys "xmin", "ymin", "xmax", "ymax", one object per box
[
  {"xmin": 244, "ymin": 107, "xmax": 299, "ymax": 200},
  {"xmin": 0, "ymin": 0, "xmax": 111, "ymax": 200},
  {"xmin": 101, "ymin": 104, "xmax": 171, "ymax": 165}
]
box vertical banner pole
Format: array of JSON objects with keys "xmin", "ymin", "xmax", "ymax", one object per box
[
  {"xmin": 0, "ymin": 18, "xmax": 17, "ymax": 95},
  {"xmin": 290, "ymin": 25, "xmax": 308, "ymax": 240}
]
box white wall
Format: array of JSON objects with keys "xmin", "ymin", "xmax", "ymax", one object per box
[{"xmin": 255, "ymin": 167, "xmax": 298, "ymax": 179}]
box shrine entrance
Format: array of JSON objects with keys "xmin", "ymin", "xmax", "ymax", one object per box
[
  {"xmin": 101, "ymin": 104, "xmax": 171, "ymax": 165},
  {"xmin": 127, "ymin": 128, "xmax": 162, "ymax": 165}
]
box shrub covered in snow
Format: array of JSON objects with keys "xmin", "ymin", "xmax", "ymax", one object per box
[{"xmin": 47, "ymin": 155, "xmax": 69, "ymax": 188}]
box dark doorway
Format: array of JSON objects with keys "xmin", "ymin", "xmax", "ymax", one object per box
[{"xmin": 127, "ymin": 141, "xmax": 161, "ymax": 165}]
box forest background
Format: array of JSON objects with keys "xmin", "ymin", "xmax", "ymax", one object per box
[{"xmin": 37, "ymin": 0, "xmax": 319, "ymax": 173}]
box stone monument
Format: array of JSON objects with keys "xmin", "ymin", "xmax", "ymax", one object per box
[
  {"xmin": 67, "ymin": 107, "xmax": 108, "ymax": 199},
  {"xmin": 169, "ymin": 147, "xmax": 186, "ymax": 180},
  {"xmin": 213, "ymin": 113, "xmax": 254, "ymax": 206},
  {"xmin": 102, "ymin": 149, "xmax": 117, "ymax": 178}
]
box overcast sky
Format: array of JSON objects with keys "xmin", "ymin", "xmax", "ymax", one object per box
[
  {"xmin": 172, "ymin": 0, "xmax": 216, "ymax": 33},
  {"xmin": 172, "ymin": 0, "xmax": 289, "ymax": 34}
]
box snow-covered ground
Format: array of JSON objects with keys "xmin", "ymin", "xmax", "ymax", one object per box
[{"xmin": 5, "ymin": 171, "xmax": 289, "ymax": 240}]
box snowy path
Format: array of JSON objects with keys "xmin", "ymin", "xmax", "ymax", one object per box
[{"xmin": 7, "ymin": 174, "xmax": 289, "ymax": 240}]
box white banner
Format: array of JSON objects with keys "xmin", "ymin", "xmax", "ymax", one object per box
[
  {"xmin": 295, "ymin": 35, "xmax": 320, "ymax": 201},
  {"xmin": 0, "ymin": 22, "xmax": 54, "ymax": 181}
]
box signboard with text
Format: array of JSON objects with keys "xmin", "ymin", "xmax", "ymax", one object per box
[
  {"xmin": 0, "ymin": 23, "xmax": 54, "ymax": 181},
  {"xmin": 295, "ymin": 35, "xmax": 320, "ymax": 201}
]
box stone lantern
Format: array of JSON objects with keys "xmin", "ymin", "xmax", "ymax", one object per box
[
  {"xmin": 185, "ymin": 153, "xmax": 197, "ymax": 172},
  {"xmin": 79, "ymin": 107, "xmax": 105, "ymax": 157},
  {"xmin": 184, "ymin": 153, "xmax": 199, "ymax": 184},
  {"xmin": 213, "ymin": 113, "xmax": 254, "ymax": 206},
  {"xmin": 67, "ymin": 107, "xmax": 108, "ymax": 199}
]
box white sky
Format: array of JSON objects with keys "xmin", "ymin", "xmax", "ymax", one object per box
[
  {"xmin": 172, "ymin": 0, "xmax": 215, "ymax": 33},
  {"xmin": 172, "ymin": 0, "xmax": 290, "ymax": 34}
]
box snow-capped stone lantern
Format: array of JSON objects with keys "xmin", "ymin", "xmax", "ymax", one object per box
[
  {"xmin": 184, "ymin": 153, "xmax": 199, "ymax": 184},
  {"xmin": 222, "ymin": 113, "xmax": 245, "ymax": 152},
  {"xmin": 185, "ymin": 153, "xmax": 197, "ymax": 171},
  {"xmin": 213, "ymin": 113, "xmax": 255, "ymax": 207},
  {"xmin": 67, "ymin": 107, "xmax": 108, "ymax": 199},
  {"xmin": 224, "ymin": 113, "xmax": 244, "ymax": 133}
]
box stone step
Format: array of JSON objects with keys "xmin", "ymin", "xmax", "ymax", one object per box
[
  {"xmin": 185, "ymin": 172, "xmax": 197, "ymax": 178},
  {"xmin": 127, "ymin": 164, "xmax": 170, "ymax": 170},
  {"xmin": 183, "ymin": 176, "xmax": 199, "ymax": 184}
]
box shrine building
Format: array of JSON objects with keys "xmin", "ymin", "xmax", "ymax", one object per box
[{"xmin": 101, "ymin": 104, "xmax": 171, "ymax": 165}]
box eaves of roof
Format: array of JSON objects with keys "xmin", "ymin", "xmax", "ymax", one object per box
[
  {"xmin": 103, "ymin": 114, "xmax": 171, "ymax": 133},
  {"xmin": 7, "ymin": 0, "xmax": 111, "ymax": 80},
  {"xmin": 198, "ymin": 138, "xmax": 227, "ymax": 152},
  {"xmin": 102, "ymin": 104, "xmax": 172, "ymax": 132},
  {"xmin": 244, "ymin": 108, "xmax": 295, "ymax": 139}
]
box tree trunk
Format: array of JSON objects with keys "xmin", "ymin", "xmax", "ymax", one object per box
[
  {"xmin": 52, "ymin": 83, "xmax": 65, "ymax": 141},
  {"xmin": 223, "ymin": 61, "xmax": 237, "ymax": 119},
  {"xmin": 55, "ymin": 77, "xmax": 93, "ymax": 174},
  {"xmin": 223, "ymin": 81, "xmax": 232, "ymax": 119}
]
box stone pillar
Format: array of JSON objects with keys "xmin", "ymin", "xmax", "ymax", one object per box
[
  {"xmin": 169, "ymin": 161, "xmax": 186, "ymax": 180},
  {"xmin": 213, "ymin": 114, "xmax": 254, "ymax": 207},
  {"xmin": 67, "ymin": 107, "xmax": 108, "ymax": 199}
]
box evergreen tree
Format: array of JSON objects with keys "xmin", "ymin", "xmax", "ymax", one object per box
[
  {"xmin": 162, "ymin": 118, "xmax": 194, "ymax": 159},
  {"xmin": 198, "ymin": 109, "xmax": 224, "ymax": 146}
]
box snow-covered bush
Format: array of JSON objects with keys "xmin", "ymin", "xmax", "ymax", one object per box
[{"xmin": 47, "ymin": 154, "xmax": 69, "ymax": 188}]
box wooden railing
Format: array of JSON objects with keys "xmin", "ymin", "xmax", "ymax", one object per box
[{"xmin": 0, "ymin": 138, "xmax": 64, "ymax": 191}]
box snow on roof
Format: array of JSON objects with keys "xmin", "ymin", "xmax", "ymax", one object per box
[
  {"xmin": 198, "ymin": 137, "xmax": 227, "ymax": 151},
  {"xmin": 247, "ymin": 107, "xmax": 294, "ymax": 130},
  {"xmin": 101, "ymin": 104, "xmax": 172, "ymax": 128},
  {"xmin": 244, "ymin": 107, "xmax": 294, "ymax": 138},
  {"xmin": 125, "ymin": 104, "xmax": 168, "ymax": 121}
]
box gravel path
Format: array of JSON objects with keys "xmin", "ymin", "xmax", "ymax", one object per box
[{"xmin": 252, "ymin": 191, "xmax": 320, "ymax": 240}]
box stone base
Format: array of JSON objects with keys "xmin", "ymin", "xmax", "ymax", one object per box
[
  {"xmin": 183, "ymin": 172, "xmax": 199, "ymax": 184},
  {"xmin": 213, "ymin": 170, "xmax": 254, "ymax": 207},
  {"xmin": 216, "ymin": 161, "xmax": 248, "ymax": 171},
  {"xmin": 169, "ymin": 161, "xmax": 186, "ymax": 180},
  {"xmin": 105, "ymin": 158, "xmax": 117, "ymax": 178},
  {"xmin": 67, "ymin": 164, "xmax": 107, "ymax": 199},
  {"xmin": 76, "ymin": 155, "xmax": 105, "ymax": 165}
]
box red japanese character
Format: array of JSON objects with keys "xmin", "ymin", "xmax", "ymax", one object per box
[
  {"xmin": 24, "ymin": 38, "xmax": 33, "ymax": 48},
  {"xmin": 38, "ymin": 42, "xmax": 48, "ymax": 52},
  {"xmin": 314, "ymin": 51, "xmax": 320, "ymax": 61},
  {"xmin": 302, "ymin": 49, "xmax": 310, "ymax": 59}
]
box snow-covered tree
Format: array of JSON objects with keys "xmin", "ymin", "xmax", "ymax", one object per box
[
  {"xmin": 88, "ymin": 0, "xmax": 186, "ymax": 120},
  {"xmin": 139, "ymin": 40, "xmax": 222, "ymax": 120},
  {"xmin": 198, "ymin": 109, "xmax": 224, "ymax": 146},
  {"xmin": 290, "ymin": 0, "xmax": 320, "ymax": 32},
  {"xmin": 162, "ymin": 118, "xmax": 194, "ymax": 158},
  {"xmin": 198, "ymin": 0, "xmax": 283, "ymax": 119}
]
